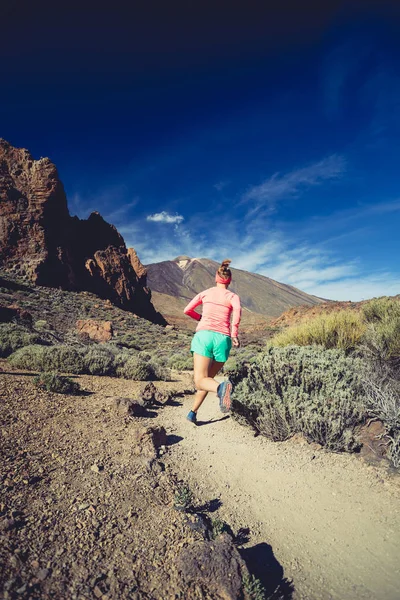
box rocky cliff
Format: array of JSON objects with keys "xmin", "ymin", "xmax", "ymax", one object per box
[{"xmin": 0, "ymin": 139, "xmax": 165, "ymax": 324}]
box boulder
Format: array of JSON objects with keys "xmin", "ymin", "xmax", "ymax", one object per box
[
  {"xmin": 176, "ymin": 533, "xmax": 247, "ymax": 599},
  {"xmin": 76, "ymin": 319, "xmax": 113, "ymax": 342}
]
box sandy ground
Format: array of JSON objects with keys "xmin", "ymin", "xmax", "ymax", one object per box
[
  {"xmin": 159, "ymin": 379, "xmax": 400, "ymax": 600},
  {"xmin": 2, "ymin": 366, "xmax": 400, "ymax": 599}
]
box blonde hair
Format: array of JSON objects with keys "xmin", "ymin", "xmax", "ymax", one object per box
[{"xmin": 217, "ymin": 259, "xmax": 232, "ymax": 281}]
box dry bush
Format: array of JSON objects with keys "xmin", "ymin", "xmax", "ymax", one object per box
[
  {"xmin": 362, "ymin": 366, "xmax": 400, "ymax": 468},
  {"xmin": 0, "ymin": 323, "xmax": 45, "ymax": 358},
  {"xmin": 34, "ymin": 372, "xmax": 81, "ymax": 394},
  {"xmin": 116, "ymin": 356, "xmax": 159, "ymax": 381},
  {"xmin": 361, "ymin": 297, "xmax": 400, "ymax": 375},
  {"xmin": 268, "ymin": 311, "xmax": 366, "ymax": 352},
  {"xmin": 8, "ymin": 344, "xmax": 48, "ymax": 370},
  {"xmin": 83, "ymin": 345, "xmax": 117, "ymax": 375},
  {"xmin": 230, "ymin": 346, "xmax": 365, "ymax": 452}
]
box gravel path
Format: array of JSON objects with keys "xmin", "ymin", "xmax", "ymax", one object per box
[{"xmin": 159, "ymin": 381, "xmax": 400, "ymax": 600}]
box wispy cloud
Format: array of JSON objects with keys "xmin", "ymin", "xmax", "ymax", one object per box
[
  {"xmin": 105, "ymin": 198, "xmax": 139, "ymax": 224},
  {"xmin": 241, "ymin": 154, "xmax": 346, "ymax": 216},
  {"xmin": 214, "ymin": 180, "xmax": 229, "ymax": 192},
  {"xmin": 146, "ymin": 211, "xmax": 184, "ymax": 224}
]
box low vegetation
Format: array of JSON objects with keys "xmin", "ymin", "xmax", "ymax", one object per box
[
  {"xmin": 34, "ymin": 372, "xmax": 81, "ymax": 394},
  {"xmin": 0, "ymin": 323, "xmax": 46, "ymax": 358},
  {"xmin": 267, "ymin": 310, "xmax": 366, "ymax": 352},
  {"xmin": 230, "ymin": 297, "xmax": 400, "ymax": 467},
  {"xmin": 230, "ymin": 346, "xmax": 365, "ymax": 452}
]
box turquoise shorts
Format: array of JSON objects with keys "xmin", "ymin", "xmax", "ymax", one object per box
[{"xmin": 190, "ymin": 330, "xmax": 232, "ymax": 362}]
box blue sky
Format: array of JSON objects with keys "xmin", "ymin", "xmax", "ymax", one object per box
[{"xmin": 1, "ymin": 2, "xmax": 400, "ymax": 300}]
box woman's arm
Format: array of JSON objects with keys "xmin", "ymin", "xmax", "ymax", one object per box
[
  {"xmin": 183, "ymin": 293, "xmax": 203, "ymax": 321},
  {"xmin": 230, "ymin": 294, "xmax": 242, "ymax": 338}
]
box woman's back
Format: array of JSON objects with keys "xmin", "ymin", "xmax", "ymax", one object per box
[{"xmin": 184, "ymin": 286, "xmax": 241, "ymax": 337}]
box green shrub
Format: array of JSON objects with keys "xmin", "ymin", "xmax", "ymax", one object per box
[
  {"xmin": 116, "ymin": 356, "xmax": 158, "ymax": 380},
  {"xmin": 34, "ymin": 372, "xmax": 81, "ymax": 394},
  {"xmin": 46, "ymin": 345, "xmax": 86, "ymax": 374},
  {"xmin": 362, "ymin": 298, "xmax": 400, "ymax": 373},
  {"xmin": 0, "ymin": 323, "xmax": 44, "ymax": 358},
  {"xmin": 34, "ymin": 319, "xmax": 52, "ymax": 330},
  {"xmin": 230, "ymin": 346, "xmax": 365, "ymax": 452},
  {"xmin": 167, "ymin": 351, "xmax": 193, "ymax": 371},
  {"xmin": 83, "ymin": 345, "xmax": 116, "ymax": 375},
  {"xmin": 211, "ymin": 518, "xmax": 228, "ymax": 539},
  {"xmin": 174, "ymin": 484, "xmax": 193, "ymax": 511},
  {"xmin": 268, "ymin": 311, "xmax": 366, "ymax": 352},
  {"xmin": 242, "ymin": 574, "xmax": 265, "ymax": 600},
  {"xmin": 8, "ymin": 344, "xmax": 49, "ymax": 370}
]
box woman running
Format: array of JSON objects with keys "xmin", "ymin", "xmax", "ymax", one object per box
[{"xmin": 183, "ymin": 259, "xmax": 242, "ymax": 424}]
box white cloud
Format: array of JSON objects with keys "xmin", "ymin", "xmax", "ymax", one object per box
[
  {"xmin": 146, "ymin": 211, "xmax": 184, "ymax": 224},
  {"xmin": 241, "ymin": 155, "xmax": 346, "ymax": 215}
]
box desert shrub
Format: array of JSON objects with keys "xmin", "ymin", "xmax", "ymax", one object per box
[
  {"xmin": 116, "ymin": 355, "xmax": 159, "ymax": 381},
  {"xmin": 230, "ymin": 346, "xmax": 365, "ymax": 452},
  {"xmin": 8, "ymin": 344, "xmax": 49, "ymax": 370},
  {"xmin": 361, "ymin": 297, "xmax": 400, "ymax": 374},
  {"xmin": 45, "ymin": 345, "xmax": 86, "ymax": 374},
  {"xmin": 34, "ymin": 371, "xmax": 81, "ymax": 394},
  {"xmin": 34, "ymin": 319, "xmax": 52, "ymax": 330},
  {"xmin": 0, "ymin": 323, "xmax": 45, "ymax": 358},
  {"xmin": 83, "ymin": 345, "xmax": 117, "ymax": 375},
  {"xmin": 117, "ymin": 333, "xmax": 141, "ymax": 350},
  {"xmin": 224, "ymin": 345, "xmax": 262, "ymax": 373},
  {"xmin": 268, "ymin": 311, "xmax": 366, "ymax": 353},
  {"xmin": 167, "ymin": 351, "xmax": 193, "ymax": 371},
  {"xmin": 362, "ymin": 367, "xmax": 400, "ymax": 468}
]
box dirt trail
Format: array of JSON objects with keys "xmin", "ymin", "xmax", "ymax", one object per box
[{"xmin": 159, "ymin": 383, "xmax": 400, "ymax": 600}]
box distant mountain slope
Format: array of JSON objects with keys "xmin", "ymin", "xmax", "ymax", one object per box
[{"xmin": 146, "ymin": 256, "xmax": 323, "ymax": 318}]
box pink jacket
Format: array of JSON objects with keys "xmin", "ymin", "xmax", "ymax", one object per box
[{"xmin": 183, "ymin": 287, "xmax": 241, "ymax": 338}]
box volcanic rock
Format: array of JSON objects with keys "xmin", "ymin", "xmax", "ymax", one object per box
[
  {"xmin": 76, "ymin": 319, "xmax": 113, "ymax": 342},
  {"xmin": 0, "ymin": 139, "xmax": 165, "ymax": 324},
  {"xmin": 176, "ymin": 533, "xmax": 247, "ymax": 599}
]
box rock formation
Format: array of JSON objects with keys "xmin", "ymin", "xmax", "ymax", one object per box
[{"xmin": 0, "ymin": 139, "xmax": 165, "ymax": 324}]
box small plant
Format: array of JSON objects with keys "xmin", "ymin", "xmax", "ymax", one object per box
[
  {"xmin": 34, "ymin": 372, "xmax": 81, "ymax": 394},
  {"xmin": 268, "ymin": 310, "xmax": 366, "ymax": 353},
  {"xmin": 174, "ymin": 484, "xmax": 193, "ymax": 511},
  {"xmin": 211, "ymin": 517, "xmax": 228, "ymax": 539},
  {"xmin": 34, "ymin": 319, "xmax": 51, "ymax": 330},
  {"xmin": 242, "ymin": 573, "xmax": 265, "ymax": 600}
]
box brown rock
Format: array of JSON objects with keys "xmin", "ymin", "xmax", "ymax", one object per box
[
  {"xmin": 0, "ymin": 139, "xmax": 166, "ymax": 325},
  {"xmin": 114, "ymin": 397, "xmax": 147, "ymax": 418},
  {"xmin": 176, "ymin": 533, "xmax": 247, "ymax": 599},
  {"xmin": 128, "ymin": 247, "xmax": 147, "ymax": 283},
  {"xmin": 133, "ymin": 426, "xmax": 167, "ymax": 459},
  {"xmin": 141, "ymin": 382, "xmax": 157, "ymax": 405},
  {"xmin": 358, "ymin": 420, "xmax": 388, "ymax": 463},
  {"xmin": 76, "ymin": 319, "xmax": 113, "ymax": 342}
]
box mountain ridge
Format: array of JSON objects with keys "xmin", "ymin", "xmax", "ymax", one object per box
[{"xmin": 146, "ymin": 256, "xmax": 324, "ymax": 324}]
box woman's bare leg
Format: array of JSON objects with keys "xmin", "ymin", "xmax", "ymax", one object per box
[{"xmin": 192, "ymin": 359, "xmax": 224, "ymax": 413}]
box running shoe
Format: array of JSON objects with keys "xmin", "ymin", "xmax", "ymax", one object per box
[
  {"xmin": 217, "ymin": 380, "xmax": 232, "ymax": 413},
  {"xmin": 186, "ymin": 410, "xmax": 197, "ymax": 424}
]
